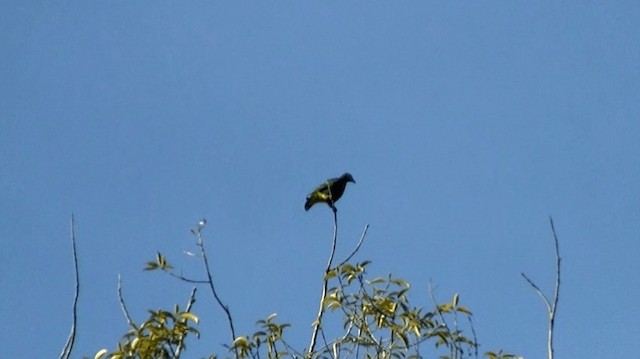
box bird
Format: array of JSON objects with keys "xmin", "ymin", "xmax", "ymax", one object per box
[{"xmin": 305, "ymin": 173, "xmax": 356, "ymax": 211}]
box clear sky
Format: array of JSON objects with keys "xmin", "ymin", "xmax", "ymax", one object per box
[{"xmin": 1, "ymin": 2, "xmax": 639, "ymax": 358}]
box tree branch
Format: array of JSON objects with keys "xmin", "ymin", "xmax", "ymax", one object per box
[
  {"xmin": 167, "ymin": 271, "xmax": 209, "ymax": 284},
  {"xmin": 60, "ymin": 214, "xmax": 80, "ymax": 359},
  {"xmin": 193, "ymin": 220, "xmax": 237, "ymax": 347},
  {"xmin": 117, "ymin": 274, "xmax": 134, "ymax": 327},
  {"xmin": 338, "ymin": 224, "xmax": 370, "ymax": 267},
  {"xmin": 521, "ymin": 216, "xmax": 561, "ymax": 359},
  {"xmin": 308, "ymin": 207, "xmax": 339, "ymax": 356}
]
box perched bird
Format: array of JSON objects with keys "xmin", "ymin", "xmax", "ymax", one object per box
[{"xmin": 305, "ymin": 173, "xmax": 356, "ymax": 211}]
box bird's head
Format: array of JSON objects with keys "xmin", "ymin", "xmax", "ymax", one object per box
[{"xmin": 342, "ymin": 173, "xmax": 356, "ymax": 184}]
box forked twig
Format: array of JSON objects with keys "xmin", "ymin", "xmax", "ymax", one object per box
[
  {"xmin": 521, "ymin": 216, "xmax": 561, "ymax": 359},
  {"xmin": 193, "ymin": 221, "xmax": 237, "ymax": 345}
]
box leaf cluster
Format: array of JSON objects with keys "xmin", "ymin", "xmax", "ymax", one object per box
[
  {"xmin": 220, "ymin": 261, "xmax": 517, "ymax": 359},
  {"xmin": 319, "ymin": 261, "xmax": 478, "ymax": 359},
  {"xmin": 230, "ymin": 313, "xmax": 294, "ymax": 359},
  {"xmin": 93, "ymin": 306, "xmax": 199, "ymax": 359}
]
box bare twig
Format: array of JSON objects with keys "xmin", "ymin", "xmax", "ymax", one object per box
[
  {"xmin": 117, "ymin": 274, "xmax": 134, "ymax": 327},
  {"xmin": 184, "ymin": 287, "xmax": 198, "ymax": 312},
  {"xmin": 308, "ymin": 207, "xmax": 339, "ymax": 356},
  {"xmin": 193, "ymin": 221, "xmax": 237, "ymax": 345},
  {"xmin": 60, "ymin": 214, "xmax": 80, "ymax": 359},
  {"xmin": 338, "ymin": 224, "xmax": 370, "ymax": 267},
  {"xmin": 467, "ymin": 315, "xmax": 479, "ymax": 359},
  {"xmin": 520, "ymin": 273, "xmax": 551, "ymax": 312},
  {"xmin": 521, "ymin": 216, "xmax": 561, "ymax": 359},
  {"xmin": 167, "ymin": 271, "xmax": 209, "ymax": 284}
]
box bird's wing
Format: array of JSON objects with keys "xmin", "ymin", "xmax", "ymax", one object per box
[{"xmin": 311, "ymin": 177, "xmax": 338, "ymax": 197}]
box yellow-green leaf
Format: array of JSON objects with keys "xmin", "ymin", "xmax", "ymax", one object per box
[
  {"xmin": 94, "ymin": 349, "xmax": 108, "ymax": 359},
  {"xmin": 178, "ymin": 312, "xmax": 199, "ymax": 324},
  {"xmin": 456, "ymin": 306, "xmax": 473, "ymax": 315},
  {"xmin": 324, "ymin": 269, "xmax": 337, "ymax": 281},
  {"xmin": 233, "ymin": 336, "xmax": 250, "ymax": 348},
  {"xmin": 395, "ymin": 331, "xmax": 409, "ymax": 347},
  {"xmin": 322, "ymin": 293, "xmax": 341, "ymax": 310}
]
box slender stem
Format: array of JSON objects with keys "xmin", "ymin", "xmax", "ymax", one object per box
[
  {"xmin": 195, "ymin": 228, "xmax": 237, "ymax": 344},
  {"xmin": 338, "ymin": 224, "xmax": 370, "ymax": 267},
  {"xmin": 521, "ymin": 217, "xmax": 561, "ymax": 359},
  {"xmin": 548, "ymin": 217, "xmax": 561, "ymax": 359},
  {"xmin": 167, "ymin": 271, "xmax": 209, "ymax": 284},
  {"xmin": 308, "ymin": 208, "xmax": 338, "ymax": 357},
  {"xmin": 467, "ymin": 315, "xmax": 479, "ymax": 359},
  {"xmin": 117, "ymin": 274, "xmax": 134, "ymax": 327},
  {"xmin": 60, "ymin": 214, "xmax": 80, "ymax": 359}
]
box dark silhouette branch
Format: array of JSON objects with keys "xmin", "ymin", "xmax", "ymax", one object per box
[
  {"xmin": 167, "ymin": 271, "xmax": 209, "ymax": 284},
  {"xmin": 192, "ymin": 220, "xmax": 237, "ymax": 348},
  {"xmin": 338, "ymin": 224, "xmax": 370, "ymax": 267},
  {"xmin": 192, "ymin": 219, "xmax": 237, "ymax": 356},
  {"xmin": 521, "ymin": 216, "xmax": 561, "ymax": 359},
  {"xmin": 117, "ymin": 274, "xmax": 134, "ymax": 327},
  {"xmin": 60, "ymin": 214, "xmax": 80, "ymax": 359}
]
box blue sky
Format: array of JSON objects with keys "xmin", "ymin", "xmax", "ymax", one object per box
[{"xmin": 1, "ymin": 2, "xmax": 639, "ymax": 358}]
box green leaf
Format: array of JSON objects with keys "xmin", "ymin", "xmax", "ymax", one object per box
[
  {"xmin": 177, "ymin": 312, "xmax": 199, "ymax": 324},
  {"xmin": 324, "ymin": 269, "xmax": 337, "ymax": 281},
  {"xmin": 340, "ymin": 263, "xmax": 356, "ymax": 274},
  {"xmin": 456, "ymin": 306, "xmax": 473, "ymax": 315},
  {"xmin": 391, "ymin": 278, "xmax": 410, "ymax": 289},
  {"xmin": 233, "ymin": 336, "xmax": 250, "ymax": 348},
  {"xmin": 322, "ymin": 293, "xmax": 341, "ymax": 310},
  {"xmin": 395, "ymin": 331, "xmax": 409, "ymax": 348},
  {"xmin": 368, "ymin": 277, "xmax": 386, "ymax": 284},
  {"xmin": 93, "ymin": 349, "xmax": 108, "ymax": 359}
]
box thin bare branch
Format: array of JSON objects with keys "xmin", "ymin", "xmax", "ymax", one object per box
[
  {"xmin": 520, "ymin": 273, "xmax": 551, "ymax": 312},
  {"xmin": 60, "ymin": 214, "xmax": 80, "ymax": 359},
  {"xmin": 117, "ymin": 274, "xmax": 134, "ymax": 327},
  {"xmin": 521, "ymin": 216, "xmax": 561, "ymax": 359},
  {"xmin": 184, "ymin": 287, "xmax": 197, "ymax": 312},
  {"xmin": 308, "ymin": 207, "xmax": 339, "ymax": 356},
  {"xmin": 338, "ymin": 224, "xmax": 370, "ymax": 267},
  {"xmin": 548, "ymin": 216, "xmax": 561, "ymax": 359},
  {"xmin": 167, "ymin": 271, "xmax": 209, "ymax": 284},
  {"xmin": 193, "ymin": 221, "xmax": 237, "ymax": 345},
  {"xmin": 467, "ymin": 315, "xmax": 479, "ymax": 359}
]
